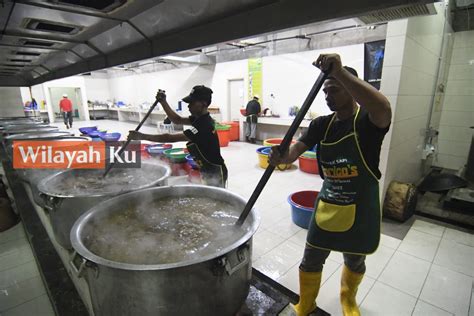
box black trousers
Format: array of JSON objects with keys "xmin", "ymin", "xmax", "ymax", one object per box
[
  {"xmin": 300, "ymin": 245, "xmax": 366, "ymax": 274},
  {"xmin": 63, "ymin": 111, "xmax": 73, "ymax": 127}
]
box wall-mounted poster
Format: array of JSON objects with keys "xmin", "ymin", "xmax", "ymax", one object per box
[
  {"xmin": 364, "ymin": 40, "xmax": 385, "ymax": 90},
  {"xmin": 248, "ymin": 58, "xmax": 262, "ymax": 101}
]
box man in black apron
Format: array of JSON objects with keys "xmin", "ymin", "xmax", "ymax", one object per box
[
  {"xmin": 128, "ymin": 86, "xmax": 227, "ymax": 188},
  {"xmin": 244, "ymin": 95, "xmax": 261, "ymax": 143},
  {"xmin": 270, "ymin": 54, "xmax": 391, "ymax": 316}
]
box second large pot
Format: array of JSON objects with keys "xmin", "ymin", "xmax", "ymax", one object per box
[
  {"xmin": 17, "ymin": 136, "xmax": 91, "ymax": 206},
  {"xmin": 70, "ymin": 185, "xmax": 259, "ymax": 316},
  {"xmin": 38, "ymin": 161, "xmax": 171, "ymax": 249}
]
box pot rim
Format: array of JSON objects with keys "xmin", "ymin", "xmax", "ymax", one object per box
[
  {"xmin": 37, "ymin": 161, "xmax": 171, "ymax": 198},
  {"xmin": 3, "ymin": 127, "xmax": 59, "ymax": 135},
  {"xmin": 70, "ymin": 185, "xmax": 260, "ymax": 271},
  {"xmin": 4, "ymin": 132, "xmax": 74, "ymax": 140}
]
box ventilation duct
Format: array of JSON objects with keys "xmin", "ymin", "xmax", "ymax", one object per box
[
  {"xmin": 356, "ymin": 3, "xmax": 438, "ymax": 24},
  {"xmin": 10, "ymin": 59, "xmax": 32, "ymax": 63},
  {"xmin": 21, "ymin": 40, "xmax": 56, "ymax": 48},
  {"xmin": 455, "ymin": 0, "xmax": 474, "ymax": 8},
  {"xmin": 15, "ymin": 51, "xmax": 42, "ymax": 57},
  {"xmin": 24, "ymin": 19, "xmax": 82, "ymax": 35},
  {"xmin": 49, "ymin": 0, "xmax": 127, "ymax": 12},
  {"xmin": 1, "ymin": 64, "xmax": 25, "ymax": 68}
]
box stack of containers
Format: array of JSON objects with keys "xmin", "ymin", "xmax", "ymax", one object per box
[
  {"xmin": 185, "ymin": 154, "xmax": 201, "ymax": 183},
  {"xmin": 146, "ymin": 143, "xmax": 173, "ymax": 161},
  {"xmin": 298, "ymin": 150, "xmax": 319, "ymax": 174},
  {"xmin": 221, "ymin": 121, "xmax": 239, "ymax": 141},
  {"xmin": 163, "ymin": 148, "xmax": 188, "ymax": 176}
]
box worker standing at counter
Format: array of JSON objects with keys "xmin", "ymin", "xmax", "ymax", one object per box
[
  {"xmin": 269, "ymin": 53, "xmax": 391, "ymax": 316},
  {"xmin": 128, "ymin": 86, "xmax": 228, "ymax": 188},
  {"xmin": 244, "ymin": 95, "xmax": 261, "ymax": 143}
]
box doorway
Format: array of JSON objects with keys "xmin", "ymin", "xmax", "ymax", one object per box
[
  {"xmin": 228, "ymin": 79, "xmax": 244, "ymax": 121},
  {"xmin": 49, "ymin": 87, "xmax": 84, "ymax": 120}
]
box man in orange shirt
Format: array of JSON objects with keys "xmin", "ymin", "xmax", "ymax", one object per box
[{"xmin": 59, "ymin": 94, "xmax": 73, "ymax": 129}]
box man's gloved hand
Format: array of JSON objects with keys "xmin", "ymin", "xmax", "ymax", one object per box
[
  {"xmin": 155, "ymin": 89, "xmax": 167, "ymax": 103},
  {"xmin": 268, "ymin": 145, "xmax": 289, "ymax": 166},
  {"xmin": 313, "ymin": 53, "xmax": 342, "ymax": 76},
  {"xmin": 127, "ymin": 130, "xmax": 142, "ymax": 141}
]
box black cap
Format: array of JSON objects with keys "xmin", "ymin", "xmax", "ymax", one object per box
[{"xmin": 182, "ymin": 85, "xmax": 213, "ymax": 105}]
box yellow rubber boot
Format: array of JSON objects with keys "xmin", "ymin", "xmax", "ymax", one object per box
[
  {"xmin": 293, "ymin": 270, "xmax": 322, "ymax": 316},
  {"xmin": 340, "ymin": 265, "xmax": 364, "ymax": 316}
]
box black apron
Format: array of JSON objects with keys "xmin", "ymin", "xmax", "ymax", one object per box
[
  {"xmin": 306, "ymin": 108, "xmax": 381, "ymax": 254},
  {"xmin": 246, "ymin": 114, "xmax": 258, "ymax": 124},
  {"xmin": 186, "ymin": 142, "xmax": 227, "ymax": 188}
]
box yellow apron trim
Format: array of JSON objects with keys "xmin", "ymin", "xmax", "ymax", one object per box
[
  {"xmin": 352, "ymin": 108, "xmax": 379, "ymax": 181},
  {"xmin": 315, "ymin": 200, "xmax": 356, "ymax": 232},
  {"xmin": 305, "ymin": 184, "xmax": 383, "ymax": 256},
  {"xmin": 322, "ymin": 108, "xmax": 379, "ymax": 181},
  {"xmin": 322, "ymin": 113, "xmax": 336, "ymax": 141},
  {"xmin": 321, "ymin": 133, "xmax": 355, "ymax": 146},
  {"xmin": 353, "ymin": 129, "xmax": 379, "ymax": 181}
]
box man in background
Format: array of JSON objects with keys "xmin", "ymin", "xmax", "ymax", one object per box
[
  {"xmin": 244, "ymin": 95, "xmax": 261, "ymax": 143},
  {"xmin": 59, "ymin": 94, "xmax": 73, "ymax": 129}
]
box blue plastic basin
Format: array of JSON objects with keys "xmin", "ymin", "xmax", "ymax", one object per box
[
  {"xmin": 79, "ymin": 126, "xmax": 97, "ymax": 134},
  {"xmin": 100, "ymin": 132, "xmax": 121, "ymax": 142},
  {"xmin": 146, "ymin": 143, "xmax": 172, "ymax": 155},
  {"xmin": 185, "ymin": 154, "xmax": 198, "ymax": 169}
]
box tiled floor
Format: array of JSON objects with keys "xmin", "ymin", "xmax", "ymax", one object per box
[
  {"xmin": 1, "ymin": 119, "xmax": 473, "ymax": 315},
  {"xmin": 0, "ymin": 224, "xmax": 55, "ymax": 316}
]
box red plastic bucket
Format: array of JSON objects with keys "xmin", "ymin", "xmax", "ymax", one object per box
[
  {"xmin": 298, "ymin": 156, "xmax": 319, "ymax": 174},
  {"xmin": 288, "ymin": 191, "xmax": 319, "ymax": 228},
  {"xmin": 170, "ymin": 161, "xmax": 188, "ymax": 176},
  {"xmin": 216, "ymin": 125, "xmax": 230, "ymax": 147},
  {"xmin": 222, "ymin": 121, "xmax": 239, "ymax": 141},
  {"xmin": 188, "ymin": 168, "xmax": 201, "ymax": 184}
]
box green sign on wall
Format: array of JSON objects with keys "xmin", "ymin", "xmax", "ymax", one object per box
[{"xmin": 248, "ymin": 58, "xmax": 262, "ymax": 102}]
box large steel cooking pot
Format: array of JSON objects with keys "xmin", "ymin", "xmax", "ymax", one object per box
[
  {"xmin": 38, "ymin": 161, "xmax": 171, "ymax": 249},
  {"xmin": 0, "ymin": 123, "xmax": 49, "ymax": 130},
  {"xmin": 70, "ymin": 185, "xmax": 259, "ymax": 316},
  {"xmin": 3, "ymin": 131, "xmax": 74, "ymax": 158},
  {"xmin": 3, "ymin": 125, "xmax": 57, "ymax": 131},
  {"xmin": 0, "ymin": 118, "xmax": 42, "ymax": 125},
  {"xmin": 16, "ymin": 136, "xmax": 91, "ymax": 206},
  {"xmin": 1, "ymin": 126, "xmax": 59, "ymax": 140}
]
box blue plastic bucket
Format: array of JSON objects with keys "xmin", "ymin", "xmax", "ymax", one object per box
[{"xmin": 288, "ymin": 191, "xmax": 319, "ymax": 229}]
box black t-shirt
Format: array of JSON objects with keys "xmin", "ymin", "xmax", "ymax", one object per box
[
  {"xmin": 299, "ymin": 109, "xmax": 389, "ymax": 178},
  {"xmin": 183, "ymin": 113, "xmax": 224, "ymax": 165},
  {"xmin": 246, "ymin": 100, "xmax": 261, "ymax": 115}
]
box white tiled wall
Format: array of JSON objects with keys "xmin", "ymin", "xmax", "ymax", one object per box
[
  {"xmin": 380, "ymin": 2, "xmax": 449, "ymax": 194},
  {"xmin": 435, "ymin": 30, "xmax": 474, "ymax": 170}
]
